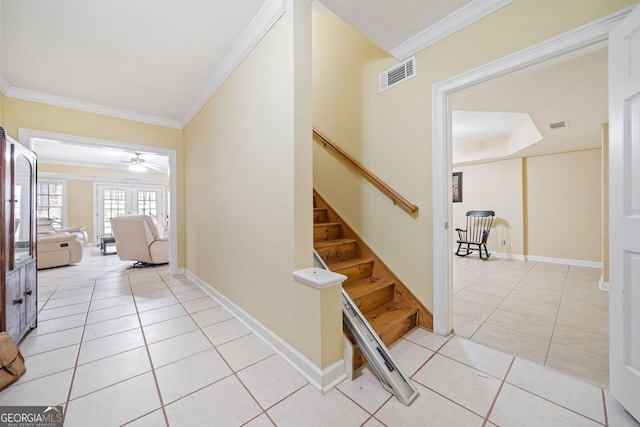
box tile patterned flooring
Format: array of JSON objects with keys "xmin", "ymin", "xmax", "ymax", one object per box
[
  {"xmin": 453, "ymin": 256, "xmax": 610, "ymax": 387},
  {"xmin": 1, "ymin": 248, "xmax": 637, "ymax": 426}
]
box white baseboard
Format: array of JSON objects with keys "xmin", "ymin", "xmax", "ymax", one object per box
[
  {"xmin": 184, "ymin": 269, "xmax": 346, "ymax": 393},
  {"xmin": 453, "ymin": 250, "xmax": 602, "ymax": 269},
  {"xmin": 491, "ymin": 252, "xmax": 526, "ymax": 261},
  {"xmin": 525, "ymin": 255, "xmax": 602, "ymax": 269},
  {"xmin": 599, "ymin": 277, "xmax": 610, "ymax": 291},
  {"xmin": 452, "ymin": 248, "xmax": 526, "ymax": 261}
]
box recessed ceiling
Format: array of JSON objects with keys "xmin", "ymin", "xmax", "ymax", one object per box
[
  {"xmin": 451, "ymin": 44, "xmax": 608, "ymax": 165},
  {"xmin": 453, "ymin": 111, "xmax": 534, "ymax": 143}
]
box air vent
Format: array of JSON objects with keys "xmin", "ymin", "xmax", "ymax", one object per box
[
  {"xmin": 379, "ymin": 57, "xmax": 416, "ymax": 92},
  {"xmin": 549, "ymin": 121, "xmax": 568, "ymax": 130}
]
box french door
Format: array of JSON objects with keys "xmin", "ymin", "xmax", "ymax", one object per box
[{"xmin": 95, "ymin": 183, "xmax": 165, "ymax": 239}]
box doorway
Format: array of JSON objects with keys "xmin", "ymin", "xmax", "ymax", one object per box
[
  {"xmin": 432, "ymin": 12, "xmax": 628, "ymax": 386},
  {"xmin": 20, "ymin": 128, "xmax": 178, "ymax": 274}
]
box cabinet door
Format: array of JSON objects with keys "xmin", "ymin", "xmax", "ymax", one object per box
[
  {"xmin": 4, "ymin": 271, "xmax": 23, "ymax": 340},
  {"xmin": 13, "ymin": 150, "xmax": 35, "ymax": 267}
]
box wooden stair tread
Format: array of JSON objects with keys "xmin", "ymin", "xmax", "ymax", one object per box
[
  {"xmin": 344, "ymin": 277, "xmax": 394, "ymax": 300},
  {"xmin": 313, "ymin": 222, "xmax": 341, "ymax": 227},
  {"xmin": 326, "ymin": 256, "xmax": 374, "ymax": 270},
  {"xmin": 314, "ymin": 238, "xmax": 357, "ymax": 249},
  {"xmin": 365, "ymin": 301, "xmax": 417, "ymax": 333}
]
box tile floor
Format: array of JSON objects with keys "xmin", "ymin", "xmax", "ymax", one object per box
[
  {"xmin": 1, "ymin": 247, "xmax": 637, "ymax": 426},
  {"xmin": 453, "ymin": 255, "xmax": 609, "ymax": 387}
]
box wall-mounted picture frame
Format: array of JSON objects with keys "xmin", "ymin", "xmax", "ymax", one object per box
[{"xmin": 452, "ymin": 172, "xmax": 462, "ymax": 203}]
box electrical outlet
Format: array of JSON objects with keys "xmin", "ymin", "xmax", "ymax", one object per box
[{"xmin": 501, "ymin": 240, "xmax": 506, "ymax": 245}]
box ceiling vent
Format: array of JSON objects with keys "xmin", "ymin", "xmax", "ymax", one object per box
[
  {"xmin": 379, "ymin": 57, "xmax": 416, "ymax": 92},
  {"xmin": 548, "ymin": 121, "xmax": 568, "ymax": 130}
]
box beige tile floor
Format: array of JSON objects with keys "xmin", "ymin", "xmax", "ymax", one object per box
[
  {"xmin": 2, "ymin": 247, "xmax": 637, "ymax": 426},
  {"xmin": 453, "ymin": 254, "xmax": 610, "ymax": 387}
]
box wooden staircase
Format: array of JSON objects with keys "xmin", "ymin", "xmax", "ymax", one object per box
[{"xmin": 313, "ymin": 191, "xmax": 433, "ymax": 371}]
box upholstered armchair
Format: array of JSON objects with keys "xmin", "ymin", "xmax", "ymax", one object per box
[
  {"xmin": 37, "ymin": 217, "xmax": 89, "ymax": 246},
  {"xmin": 109, "ymin": 215, "xmax": 169, "ymax": 267}
]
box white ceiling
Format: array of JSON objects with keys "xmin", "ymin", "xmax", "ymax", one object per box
[
  {"xmin": 1, "ymin": 0, "xmax": 269, "ymax": 127},
  {"xmin": 31, "ymin": 138, "xmax": 169, "ymax": 173},
  {"xmin": 320, "ymin": 0, "xmax": 473, "ymax": 52}
]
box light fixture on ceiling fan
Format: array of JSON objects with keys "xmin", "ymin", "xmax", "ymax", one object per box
[{"xmin": 123, "ymin": 152, "xmax": 162, "ymax": 172}]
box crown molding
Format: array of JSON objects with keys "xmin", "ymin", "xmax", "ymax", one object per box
[
  {"xmin": 4, "ymin": 87, "xmax": 183, "ymax": 129},
  {"xmin": 390, "ymin": 0, "xmax": 513, "ymax": 61},
  {"xmin": 179, "ymin": 0, "xmax": 286, "ymax": 127}
]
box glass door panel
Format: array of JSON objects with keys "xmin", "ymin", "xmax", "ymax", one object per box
[
  {"xmin": 96, "ymin": 184, "xmax": 164, "ymax": 239},
  {"xmin": 13, "ymin": 153, "xmax": 33, "ymax": 265},
  {"xmin": 101, "ymin": 188, "xmax": 127, "ymax": 236}
]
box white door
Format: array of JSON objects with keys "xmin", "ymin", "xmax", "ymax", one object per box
[
  {"xmin": 96, "ymin": 184, "xmax": 165, "ymax": 239},
  {"xmin": 609, "ymin": 4, "xmax": 640, "ymax": 421}
]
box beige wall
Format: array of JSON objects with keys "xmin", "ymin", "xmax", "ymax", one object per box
[
  {"xmin": 184, "ymin": 1, "xmax": 341, "ymax": 369},
  {"xmin": 312, "ymin": 0, "xmax": 637, "ymax": 312},
  {"xmin": 38, "ymin": 162, "xmax": 168, "ymax": 243},
  {"xmin": 527, "ymin": 149, "xmax": 602, "ymax": 261},
  {"xmin": 312, "ymin": 3, "xmax": 387, "ymax": 157},
  {"xmin": 452, "ymin": 149, "xmax": 602, "ymax": 263},
  {"xmin": 66, "ymin": 179, "xmax": 93, "ymax": 237},
  {"xmin": 453, "ymin": 158, "xmax": 525, "ymax": 256},
  {"xmin": 2, "ymin": 98, "xmax": 185, "ymax": 266}
]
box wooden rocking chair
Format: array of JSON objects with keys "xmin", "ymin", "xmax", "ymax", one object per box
[{"xmin": 455, "ymin": 210, "xmax": 495, "ymax": 259}]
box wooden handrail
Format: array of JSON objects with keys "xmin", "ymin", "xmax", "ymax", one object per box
[{"xmin": 313, "ymin": 129, "xmax": 419, "ymax": 214}]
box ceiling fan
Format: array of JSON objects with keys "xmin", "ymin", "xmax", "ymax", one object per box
[{"xmin": 122, "ymin": 152, "xmax": 163, "ymax": 172}]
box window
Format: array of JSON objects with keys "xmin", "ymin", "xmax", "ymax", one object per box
[{"xmin": 36, "ymin": 181, "xmax": 65, "ymax": 228}]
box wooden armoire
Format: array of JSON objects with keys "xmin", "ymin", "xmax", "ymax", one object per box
[{"xmin": 0, "ymin": 126, "xmax": 38, "ymax": 342}]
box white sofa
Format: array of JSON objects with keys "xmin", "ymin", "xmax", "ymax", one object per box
[
  {"xmin": 37, "ymin": 232, "xmax": 83, "ymax": 269},
  {"xmin": 37, "ymin": 217, "xmax": 88, "ymax": 246}
]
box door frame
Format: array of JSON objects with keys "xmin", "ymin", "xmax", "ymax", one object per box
[
  {"xmin": 431, "ymin": 8, "xmax": 634, "ymax": 335},
  {"xmin": 20, "ymin": 128, "xmax": 179, "ymax": 275}
]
